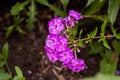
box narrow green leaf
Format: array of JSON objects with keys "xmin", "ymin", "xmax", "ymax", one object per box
[
  {"xmin": 15, "ymin": 66, "xmax": 23, "ymax": 78},
  {"xmin": 89, "ymin": 27, "xmax": 98, "ymax": 38},
  {"xmin": 102, "ymin": 38, "xmax": 111, "ymax": 49},
  {"xmin": 48, "ymin": 4, "xmax": 67, "ymax": 17},
  {"xmin": 2, "ymin": 43, "xmax": 9, "ymax": 59},
  {"xmin": 79, "ymin": 29, "xmax": 83, "ymax": 38},
  {"xmin": 0, "ymin": 61, "xmax": 5, "ymax": 67},
  {"xmin": 5, "ymin": 25, "xmax": 15, "ymax": 38},
  {"xmin": 111, "ymin": 25, "xmax": 116, "ymax": 36},
  {"xmin": 116, "ymin": 33, "xmax": 120, "ymax": 39},
  {"xmin": 36, "ymin": 0, "xmax": 49, "ymax": 6},
  {"xmin": 100, "ymin": 20, "xmax": 107, "ymax": 36},
  {"xmin": 26, "ymin": 0, "xmax": 37, "ymax": 30},
  {"xmin": 60, "ymin": 0, "xmax": 69, "ymax": 10},
  {"xmin": 112, "ymin": 40, "xmax": 120, "ymax": 55},
  {"xmin": 86, "ymin": 0, "xmax": 95, "ymax": 7},
  {"xmin": 11, "ymin": 1, "xmax": 29, "ymax": 15},
  {"xmin": 83, "ymin": 0, "xmax": 106, "ymax": 15},
  {"xmin": 108, "ymin": 0, "xmax": 120, "ymax": 25},
  {"xmin": 0, "ymin": 73, "xmax": 10, "ymax": 80},
  {"xmin": 16, "ymin": 26, "xmax": 26, "ymax": 35}
]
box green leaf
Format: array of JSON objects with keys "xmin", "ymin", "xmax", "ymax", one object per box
[
  {"xmin": 0, "ymin": 73, "xmax": 10, "ymax": 80},
  {"xmin": 0, "ymin": 61, "xmax": 5, "ymax": 67},
  {"xmin": 15, "ymin": 66, "xmax": 23, "ymax": 78},
  {"xmin": 83, "ymin": 0, "xmax": 106, "ymax": 15},
  {"xmin": 60, "ymin": 0, "xmax": 69, "ymax": 10},
  {"xmin": 36, "ymin": 0, "xmax": 49, "ymax": 6},
  {"xmin": 111, "ymin": 25, "xmax": 116, "ymax": 36},
  {"xmin": 116, "ymin": 33, "xmax": 120, "ymax": 39},
  {"xmin": 5, "ymin": 25, "xmax": 15, "ymax": 38},
  {"xmin": 79, "ymin": 29, "xmax": 83, "ymax": 38},
  {"xmin": 100, "ymin": 58, "xmax": 116, "ymax": 75},
  {"xmin": 100, "ymin": 20, "xmax": 107, "ymax": 36},
  {"xmin": 16, "ymin": 26, "xmax": 26, "ymax": 35},
  {"xmin": 102, "ymin": 38, "xmax": 111, "ymax": 49},
  {"xmin": 89, "ymin": 42, "xmax": 103, "ymax": 54},
  {"xmin": 112, "ymin": 40, "xmax": 120, "ymax": 55},
  {"xmin": 86, "ymin": 0, "xmax": 95, "ymax": 7},
  {"xmin": 81, "ymin": 73, "xmax": 120, "ymax": 80},
  {"xmin": 108, "ymin": 0, "xmax": 120, "ymax": 25},
  {"xmin": 89, "ymin": 27, "xmax": 98, "ymax": 38},
  {"xmin": 2, "ymin": 43, "xmax": 9, "ymax": 59},
  {"xmin": 48, "ymin": 4, "xmax": 67, "ymax": 17},
  {"xmin": 26, "ymin": 0, "xmax": 37, "ymax": 30},
  {"xmin": 11, "ymin": 1, "xmax": 29, "ymax": 15}
]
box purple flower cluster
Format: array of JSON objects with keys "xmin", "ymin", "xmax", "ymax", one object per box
[{"xmin": 45, "ymin": 10, "xmax": 86, "ymax": 72}]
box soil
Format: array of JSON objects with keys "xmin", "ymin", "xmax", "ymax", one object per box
[{"xmin": 0, "ymin": 0, "xmax": 119, "ymax": 80}]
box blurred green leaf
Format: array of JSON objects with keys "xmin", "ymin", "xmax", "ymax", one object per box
[
  {"xmin": 100, "ymin": 20, "xmax": 107, "ymax": 36},
  {"xmin": 60, "ymin": 0, "xmax": 69, "ymax": 10},
  {"xmin": 102, "ymin": 38, "xmax": 111, "ymax": 49},
  {"xmin": 26, "ymin": 0, "xmax": 37, "ymax": 30},
  {"xmin": 79, "ymin": 29, "xmax": 83, "ymax": 38},
  {"xmin": 81, "ymin": 73, "xmax": 120, "ymax": 80},
  {"xmin": 48, "ymin": 4, "xmax": 67, "ymax": 17},
  {"xmin": 0, "ymin": 73, "xmax": 10, "ymax": 80},
  {"xmin": 86, "ymin": 0, "xmax": 95, "ymax": 7},
  {"xmin": 83, "ymin": 0, "xmax": 106, "ymax": 15},
  {"xmin": 116, "ymin": 33, "xmax": 120, "ymax": 39},
  {"xmin": 15, "ymin": 66, "xmax": 23, "ymax": 78},
  {"xmin": 89, "ymin": 27, "xmax": 98, "ymax": 38},
  {"xmin": 112, "ymin": 40, "xmax": 120, "ymax": 55},
  {"xmin": 111, "ymin": 25, "xmax": 116, "ymax": 36},
  {"xmin": 16, "ymin": 26, "xmax": 26, "ymax": 35},
  {"xmin": 89, "ymin": 42, "xmax": 103, "ymax": 54},
  {"xmin": 0, "ymin": 61, "xmax": 5, "ymax": 68},
  {"xmin": 100, "ymin": 58, "xmax": 116, "ymax": 75},
  {"xmin": 2, "ymin": 43, "xmax": 8, "ymax": 60},
  {"xmin": 108, "ymin": 0, "xmax": 120, "ymax": 25},
  {"xmin": 36, "ymin": 0, "xmax": 49, "ymax": 6},
  {"xmin": 5, "ymin": 25, "xmax": 15, "ymax": 38},
  {"xmin": 11, "ymin": 1, "xmax": 29, "ymax": 15}
]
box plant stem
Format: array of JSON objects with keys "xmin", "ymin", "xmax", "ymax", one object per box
[{"xmin": 0, "ymin": 54, "xmax": 12, "ymax": 80}]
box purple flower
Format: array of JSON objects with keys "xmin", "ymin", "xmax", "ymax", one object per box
[
  {"xmin": 116, "ymin": 70, "xmax": 120, "ymax": 75},
  {"xmin": 44, "ymin": 46, "xmax": 58, "ymax": 63},
  {"xmin": 56, "ymin": 36, "xmax": 68, "ymax": 52},
  {"xmin": 58, "ymin": 48, "xmax": 74, "ymax": 65},
  {"xmin": 68, "ymin": 59, "xmax": 86, "ymax": 72},
  {"xmin": 69, "ymin": 10, "xmax": 83, "ymax": 20},
  {"xmin": 45, "ymin": 34, "xmax": 58, "ymax": 50},
  {"xmin": 48, "ymin": 17, "xmax": 65, "ymax": 35},
  {"xmin": 63, "ymin": 16, "xmax": 76, "ymax": 27}
]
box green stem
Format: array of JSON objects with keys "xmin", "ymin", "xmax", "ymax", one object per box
[{"xmin": 0, "ymin": 54, "xmax": 12, "ymax": 80}]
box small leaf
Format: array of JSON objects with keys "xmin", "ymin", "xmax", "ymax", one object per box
[
  {"xmin": 16, "ymin": 26, "xmax": 26, "ymax": 35},
  {"xmin": 79, "ymin": 29, "xmax": 83, "ymax": 38},
  {"xmin": 0, "ymin": 73, "xmax": 10, "ymax": 80},
  {"xmin": 48, "ymin": 4, "xmax": 67, "ymax": 17},
  {"xmin": 0, "ymin": 61, "xmax": 5, "ymax": 67},
  {"xmin": 111, "ymin": 25, "xmax": 116, "ymax": 36},
  {"xmin": 86, "ymin": 0, "xmax": 95, "ymax": 7},
  {"xmin": 5, "ymin": 25, "xmax": 15, "ymax": 38},
  {"xmin": 15, "ymin": 66, "xmax": 23, "ymax": 78},
  {"xmin": 83, "ymin": 0, "xmax": 106, "ymax": 15},
  {"xmin": 11, "ymin": 1, "xmax": 29, "ymax": 15},
  {"xmin": 100, "ymin": 58, "xmax": 116, "ymax": 75},
  {"xmin": 112, "ymin": 40, "xmax": 120, "ymax": 55},
  {"xmin": 116, "ymin": 33, "xmax": 120, "ymax": 39},
  {"xmin": 108, "ymin": 0, "xmax": 120, "ymax": 25},
  {"xmin": 26, "ymin": 0, "xmax": 37, "ymax": 30},
  {"xmin": 102, "ymin": 38, "xmax": 111, "ymax": 49},
  {"xmin": 100, "ymin": 20, "xmax": 107, "ymax": 36},
  {"xmin": 2, "ymin": 43, "xmax": 9, "ymax": 59},
  {"xmin": 36, "ymin": 0, "xmax": 49, "ymax": 6},
  {"xmin": 60, "ymin": 0, "xmax": 69, "ymax": 10},
  {"xmin": 89, "ymin": 27, "xmax": 98, "ymax": 38}
]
